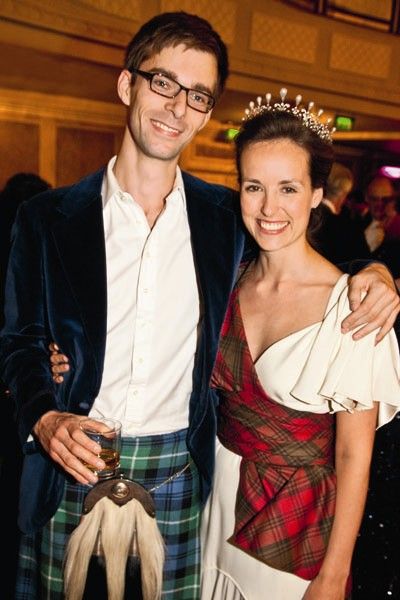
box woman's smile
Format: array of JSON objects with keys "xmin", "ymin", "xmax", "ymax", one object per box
[{"xmin": 257, "ymin": 219, "xmax": 290, "ymax": 234}]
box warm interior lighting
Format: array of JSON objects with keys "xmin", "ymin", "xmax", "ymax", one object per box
[
  {"xmin": 224, "ymin": 127, "xmax": 239, "ymax": 141},
  {"xmin": 379, "ymin": 166, "xmax": 400, "ymax": 179},
  {"xmin": 334, "ymin": 115, "xmax": 355, "ymax": 131}
]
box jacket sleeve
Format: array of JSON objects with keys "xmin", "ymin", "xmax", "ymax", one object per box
[
  {"xmin": 0, "ymin": 202, "xmax": 57, "ymax": 445},
  {"xmin": 339, "ymin": 258, "xmax": 392, "ymax": 275}
]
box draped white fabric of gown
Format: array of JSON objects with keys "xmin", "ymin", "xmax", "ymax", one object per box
[{"xmin": 201, "ymin": 275, "xmax": 400, "ymax": 600}]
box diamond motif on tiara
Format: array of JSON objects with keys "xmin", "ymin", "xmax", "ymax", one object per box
[{"xmin": 243, "ymin": 88, "xmax": 335, "ymax": 142}]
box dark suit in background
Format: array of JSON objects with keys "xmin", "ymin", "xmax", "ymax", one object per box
[
  {"xmin": 0, "ymin": 173, "xmax": 51, "ymax": 599},
  {"xmin": 315, "ymin": 203, "xmax": 371, "ymax": 264}
]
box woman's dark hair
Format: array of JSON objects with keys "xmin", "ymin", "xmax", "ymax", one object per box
[
  {"xmin": 235, "ymin": 110, "xmax": 335, "ymax": 240},
  {"xmin": 124, "ymin": 12, "xmax": 229, "ymax": 99}
]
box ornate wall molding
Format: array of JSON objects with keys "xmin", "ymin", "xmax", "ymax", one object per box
[
  {"xmin": 0, "ymin": 0, "xmax": 142, "ymax": 46},
  {"xmin": 0, "ymin": 87, "xmax": 124, "ymax": 127},
  {"xmin": 0, "ymin": 0, "xmax": 399, "ymax": 174}
]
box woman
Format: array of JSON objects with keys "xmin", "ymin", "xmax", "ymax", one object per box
[{"xmin": 201, "ymin": 92, "xmax": 400, "ymax": 599}]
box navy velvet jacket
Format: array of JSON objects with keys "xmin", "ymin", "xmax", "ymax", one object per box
[{"xmin": 0, "ymin": 168, "xmax": 247, "ymax": 534}]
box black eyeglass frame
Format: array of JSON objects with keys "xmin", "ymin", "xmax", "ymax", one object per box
[{"xmin": 130, "ymin": 68, "xmax": 216, "ymax": 114}]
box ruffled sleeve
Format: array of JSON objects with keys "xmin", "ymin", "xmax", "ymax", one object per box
[{"xmin": 291, "ymin": 274, "xmax": 400, "ymax": 428}]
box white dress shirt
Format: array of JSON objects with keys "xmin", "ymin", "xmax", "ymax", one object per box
[{"xmin": 89, "ymin": 157, "xmax": 200, "ymax": 436}]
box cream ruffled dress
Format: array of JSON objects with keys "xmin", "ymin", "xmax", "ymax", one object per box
[{"xmin": 201, "ymin": 274, "xmax": 400, "ymax": 600}]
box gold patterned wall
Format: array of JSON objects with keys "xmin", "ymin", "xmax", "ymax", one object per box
[
  {"xmin": 0, "ymin": 0, "xmax": 143, "ymax": 45},
  {"xmin": 1, "ymin": 0, "xmax": 399, "ymax": 112},
  {"xmin": 330, "ymin": 34, "xmax": 392, "ymax": 79},
  {"xmin": 161, "ymin": 0, "xmax": 237, "ymax": 45},
  {"xmin": 0, "ymin": 87, "xmax": 124, "ymax": 188},
  {"xmin": 0, "ymin": 0, "xmax": 399, "ymax": 186},
  {"xmin": 250, "ymin": 13, "xmax": 318, "ymax": 63}
]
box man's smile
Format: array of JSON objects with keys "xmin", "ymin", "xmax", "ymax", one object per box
[{"xmin": 151, "ymin": 118, "xmax": 182, "ymax": 136}]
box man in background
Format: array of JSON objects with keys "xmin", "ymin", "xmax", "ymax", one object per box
[
  {"xmin": 363, "ymin": 175, "xmax": 396, "ymax": 252},
  {"xmin": 316, "ymin": 162, "xmax": 370, "ymax": 263}
]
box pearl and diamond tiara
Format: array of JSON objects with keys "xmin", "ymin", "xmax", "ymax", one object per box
[{"xmin": 243, "ymin": 88, "xmax": 335, "ymax": 143}]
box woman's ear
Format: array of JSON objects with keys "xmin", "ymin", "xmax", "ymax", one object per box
[
  {"xmin": 117, "ymin": 70, "xmax": 132, "ymax": 106},
  {"xmin": 312, "ymin": 187, "xmax": 323, "ymax": 209}
]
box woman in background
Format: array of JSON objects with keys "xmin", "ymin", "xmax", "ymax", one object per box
[{"xmin": 201, "ymin": 92, "xmax": 400, "ymax": 600}]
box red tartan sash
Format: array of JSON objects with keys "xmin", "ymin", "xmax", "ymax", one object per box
[{"xmin": 212, "ymin": 280, "xmax": 337, "ymax": 581}]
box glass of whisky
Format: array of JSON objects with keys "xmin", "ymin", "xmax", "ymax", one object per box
[{"xmin": 79, "ymin": 417, "xmax": 122, "ymax": 479}]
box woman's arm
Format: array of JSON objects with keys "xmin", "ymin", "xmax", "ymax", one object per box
[{"xmin": 303, "ymin": 405, "xmax": 378, "ymax": 600}]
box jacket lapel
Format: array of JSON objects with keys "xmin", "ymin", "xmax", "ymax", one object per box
[
  {"xmin": 51, "ymin": 170, "xmax": 107, "ymax": 371},
  {"xmin": 184, "ymin": 174, "xmax": 244, "ymax": 357}
]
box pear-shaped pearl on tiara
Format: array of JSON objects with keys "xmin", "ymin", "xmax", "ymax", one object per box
[{"xmin": 243, "ymin": 88, "xmax": 335, "ymax": 142}]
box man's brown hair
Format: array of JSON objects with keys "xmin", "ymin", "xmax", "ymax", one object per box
[{"xmin": 124, "ymin": 12, "xmax": 229, "ymax": 99}]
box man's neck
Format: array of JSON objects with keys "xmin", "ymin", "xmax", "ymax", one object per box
[{"xmin": 113, "ymin": 146, "xmax": 179, "ymax": 228}]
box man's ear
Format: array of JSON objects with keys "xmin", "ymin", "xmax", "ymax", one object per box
[
  {"xmin": 312, "ymin": 187, "xmax": 323, "ymax": 208},
  {"xmin": 117, "ymin": 70, "xmax": 132, "ymax": 106}
]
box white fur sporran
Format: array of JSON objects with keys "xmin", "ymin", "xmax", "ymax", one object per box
[{"xmin": 64, "ymin": 477, "xmax": 164, "ymax": 600}]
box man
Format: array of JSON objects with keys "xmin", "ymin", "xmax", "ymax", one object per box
[
  {"xmin": 363, "ymin": 175, "xmax": 396, "ymax": 252},
  {"xmin": 316, "ymin": 162, "xmax": 370, "ymax": 263},
  {"xmin": 1, "ymin": 11, "xmax": 399, "ymax": 600}
]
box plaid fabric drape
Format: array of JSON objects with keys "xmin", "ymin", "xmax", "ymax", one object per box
[{"xmin": 212, "ymin": 277, "xmax": 337, "ymax": 581}]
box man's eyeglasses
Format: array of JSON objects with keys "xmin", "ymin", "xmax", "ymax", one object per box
[{"xmin": 130, "ymin": 68, "xmax": 215, "ymax": 114}]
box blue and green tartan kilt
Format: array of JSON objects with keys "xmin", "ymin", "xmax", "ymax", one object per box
[{"xmin": 16, "ymin": 428, "xmax": 201, "ymax": 599}]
